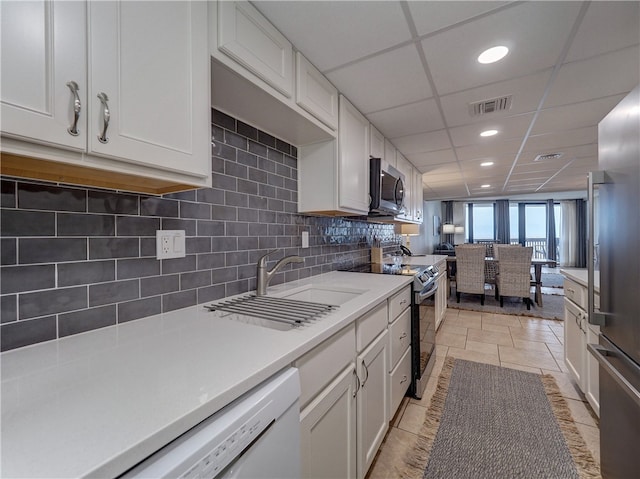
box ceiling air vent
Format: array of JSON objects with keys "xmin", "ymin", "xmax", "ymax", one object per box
[
  {"xmin": 534, "ymin": 152, "xmax": 564, "ymax": 162},
  {"xmin": 469, "ymin": 95, "xmax": 512, "ymax": 116}
]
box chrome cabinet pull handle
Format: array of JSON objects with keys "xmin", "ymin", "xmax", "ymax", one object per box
[
  {"xmin": 97, "ymin": 92, "xmax": 110, "ymax": 143},
  {"xmin": 352, "ymin": 368, "xmax": 360, "ymax": 398},
  {"xmin": 361, "ymin": 360, "xmax": 369, "ymax": 388},
  {"xmin": 66, "ymin": 81, "xmax": 81, "ymax": 136},
  {"xmin": 400, "ymin": 375, "xmax": 408, "ymax": 384},
  {"xmin": 399, "ymin": 332, "xmax": 407, "ymax": 340}
]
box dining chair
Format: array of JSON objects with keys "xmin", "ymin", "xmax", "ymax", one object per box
[
  {"xmin": 495, "ymin": 246, "xmax": 534, "ymax": 309},
  {"xmin": 454, "ymin": 244, "xmax": 486, "ymax": 305}
]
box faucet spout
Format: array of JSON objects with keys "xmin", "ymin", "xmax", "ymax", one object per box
[{"xmin": 256, "ymin": 249, "xmax": 304, "ymax": 296}]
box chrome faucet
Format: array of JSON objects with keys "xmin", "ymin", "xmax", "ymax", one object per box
[{"xmin": 256, "ymin": 249, "xmax": 304, "ymax": 296}]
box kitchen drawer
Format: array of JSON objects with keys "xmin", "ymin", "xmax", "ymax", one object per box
[
  {"xmin": 389, "ymin": 346, "xmax": 412, "ymax": 418},
  {"xmin": 388, "ymin": 286, "xmax": 411, "ymax": 322},
  {"xmin": 295, "ymin": 322, "xmax": 355, "ymax": 408},
  {"xmin": 388, "ymin": 308, "xmax": 411, "ymax": 371},
  {"xmin": 564, "ymin": 279, "xmax": 586, "ymax": 309},
  {"xmin": 356, "ymin": 301, "xmax": 388, "ymax": 352}
]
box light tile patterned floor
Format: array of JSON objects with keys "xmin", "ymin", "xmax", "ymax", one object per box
[{"xmin": 367, "ymin": 308, "xmax": 600, "ymax": 479}]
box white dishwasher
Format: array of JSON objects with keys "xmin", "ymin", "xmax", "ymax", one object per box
[{"xmin": 121, "ymin": 368, "xmax": 301, "ymax": 479}]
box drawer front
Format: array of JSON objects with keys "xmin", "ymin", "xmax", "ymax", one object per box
[
  {"xmin": 356, "ymin": 301, "xmax": 388, "ymax": 352},
  {"xmin": 388, "ymin": 286, "xmax": 411, "ymax": 322},
  {"xmin": 295, "ymin": 322, "xmax": 355, "ymax": 408},
  {"xmin": 389, "ymin": 346, "xmax": 412, "ymax": 418},
  {"xmin": 388, "ymin": 308, "xmax": 411, "ymax": 371},
  {"xmin": 564, "ymin": 279, "xmax": 586, "ymax": 309}
]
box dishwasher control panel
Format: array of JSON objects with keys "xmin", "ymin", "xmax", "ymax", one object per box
[{"xmin": 180, "ymin": 403, "xmax": 272, "ymax": 478}]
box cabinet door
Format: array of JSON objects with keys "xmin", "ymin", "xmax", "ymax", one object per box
[
  {"xmin": 384, "ymin": 139, "xmax": 397, "ymax": 168},
  {"xmin": 296, "ymin": 52, "xmax": 338, "ymax": 130},
  {"xmin": 395, "ymin": 153, "xmax": 413, "ymax": 220},
  {"xmin": 564, "ymin": 299, "xmax": 586, "ymax": 391},
  {"xmin": 370, "ymin": 125, "xmax": 385, "ymax": 160},
  {"xmin": 0, "ymin": 0, "xmax": 86, "ymax": 150},
  {"xmin": 586, "ymin": 324, "xmax": 600, "ymax": 417},
  {"xmin": 218, "ymin": 0, "xmax": 293, "ymax": 98},
  {"xmin": 413, "ymin": 168, "xmax": 424, "ymax": 223},
  {"xmin": 88, "ymin": 1, "xmax": 209, "ymax": 178},
  {"xmin": 357, "ymin": 330, "xmax": 389, "ymax": 479},
  {"xmin": 300, "ymin": 364, "xmax": 357, "ymax": 479},
  {"xmin": 338, "ymin": 96, "xmax": 370, "ymax": 214}
]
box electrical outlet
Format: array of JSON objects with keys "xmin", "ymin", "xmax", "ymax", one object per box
[{"xmin": 156, "ymin": 230, "xmax": 186, "ymax": 259}]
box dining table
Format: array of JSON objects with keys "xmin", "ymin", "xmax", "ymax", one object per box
[{"xmin": 445, "ymin": 256, "xmax": 557, "ymax": 307}]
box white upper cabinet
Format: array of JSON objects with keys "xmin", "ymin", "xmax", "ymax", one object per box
[
  {"xmin": 395, "ymin": 152, "xmax": 413, "ymax": 221},
  {"xmin": 1, "ymin": 1, "xmax": 86, "ymax": 151},
  {"xmin": 296, "ymin": 52, "xmax": 338, "ymax": 131},
  {"xmin": 370, "ymin": 125, "xmax": 385, "ymax": 160},
  {"xmin": 0, "ymin": 0, "xmax": 211, "ymax": 194},
  {"xmin": 217, "ymin": 0, "xmax": 293, "ymax": 98},
  {"xmin": 339, "ymin": 96, "xmax": 370, "ymax": 214},
  {"xmin": 413, "ymin": 167, "xmax": 424, "ymax": 223},
  {"xmin": 88, "ymin": 1, "xmax": 209, "ymax": 177},
  {"xmin": 384, "ymin": 139, "xmax": 397, "ymax": 168}
]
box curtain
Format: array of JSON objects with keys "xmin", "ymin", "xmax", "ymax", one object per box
[
  {"xmin": 442, "ymin": 201, "xmax": 454, "ymax": 244},
  {"xmin": 494, "ymin": 199, "xmax": 510, "ymax": 244},
  {"xmin": 560, "ymin": 200, "xmax": 577, "ymax": 266},
  {"xmin": 546, "ymin": 199, "xmax": 557, "ymax": 263},
  {"xmin": 576, "ymin": 199, "xmax": 588, "ymax": 268}
]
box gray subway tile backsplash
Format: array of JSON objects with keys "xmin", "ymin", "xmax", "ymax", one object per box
[{"xmin": 0, "ymin": 109, "xmax": 399, "ymax": 351}]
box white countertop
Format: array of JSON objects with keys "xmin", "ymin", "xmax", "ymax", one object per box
[
  {"xmin": 560, "ymin": 268, "xmax": 600, "ymax": 293},
  {"xmin": 0, "ymin": 271, "xmax": 412, "ymax": 478}
]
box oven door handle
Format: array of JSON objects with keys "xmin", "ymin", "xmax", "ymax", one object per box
[{"xmin": 417, "ymin": 282, "xmax": 438, "ymax": 302}]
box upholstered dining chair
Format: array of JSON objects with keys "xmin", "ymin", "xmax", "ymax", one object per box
[
  {"xmin": 454, "ymin": 244, "xmax": 486, "ymax": 305},
  {"xmin": 495, "ymin": 246, "xmax": 534, "ymax": 309}
]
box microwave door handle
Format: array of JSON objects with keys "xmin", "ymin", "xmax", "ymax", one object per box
[{"xmin": 395, "ymin": 178, "xmax": 404, "ymax": 209}]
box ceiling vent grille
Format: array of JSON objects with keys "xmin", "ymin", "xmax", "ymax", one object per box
[
  {"xmin": 534, "ymin": 152, "xmax": 564, "ymax": 162},
  {"xmin": 469, "ymin": 95, "xmax": 512, "ymax": 116}
]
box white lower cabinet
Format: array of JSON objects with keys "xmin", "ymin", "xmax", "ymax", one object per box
[
  {"xmin": 297, "ymin": 297, "xmax": 401, "ymax": 479},
  {"xmin": 300, "ymin": 364, "xmax": 357, "ymax": 479},
  {"xmin": 389, "ymin": 346, "xmax": 412, "ymax": 418},
  {"xmin": 563, "ymin": 276, "xmax": 600, "ymax": 417},
  {"xmin": 356, "ymin": 330, "xmax": 389, "ymax": 479}
]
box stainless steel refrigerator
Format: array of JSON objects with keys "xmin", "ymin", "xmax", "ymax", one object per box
[{"xmin": 588, "ymin": 84, "xmax": 640, "ymax": 478}]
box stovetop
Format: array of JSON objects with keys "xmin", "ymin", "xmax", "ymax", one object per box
[{"xmin": 340, "ymin": 263, "xmax": 430, "ymax": 276}]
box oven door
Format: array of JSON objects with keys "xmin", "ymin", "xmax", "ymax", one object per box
[{"xmin": 411, "ymin": 281, "xmax": 438, "ymax": 399}]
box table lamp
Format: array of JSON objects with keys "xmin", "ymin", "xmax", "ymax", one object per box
[{"xmin": 395, "ymin": 223, "xmax": 420, "ymax": 250}]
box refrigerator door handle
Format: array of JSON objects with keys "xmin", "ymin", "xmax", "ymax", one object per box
[
  {"xmin": 587, "ymin": 171, "xmax": 609, "ymax": 326},
  {"xmin": 587, "ymin": 342, "xmax": 640, "ymax": 408}
]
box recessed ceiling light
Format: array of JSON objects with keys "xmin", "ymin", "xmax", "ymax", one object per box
[
  {"xmin": 478, "ymin": 46, "xmax": 509, "ymax": 64},
  {"xmin": 480, "ymin": 129, "xmax": 498, "ymax": 137},
  {"xmin": 481, "ymin": 184, "xmax": 491, "ymax": 188},
  {"xmin": 480, "ymin": 161, "xmax": 494, "ymax": 167}
]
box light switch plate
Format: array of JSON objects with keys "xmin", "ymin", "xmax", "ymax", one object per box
[{"xmin": 156, "ymin": 230, "xmax": 186, "ymax": 259}]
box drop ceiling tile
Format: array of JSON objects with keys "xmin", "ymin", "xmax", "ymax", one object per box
[
  {"xmin": 449, "ymin": 113, "xmax": 533, "ymax": 147},
  {"xmin": 408, "ymin": 149, "xmax": 457, "ymax": 168},
  {"xmin": 565, "ymin": 1, "xmax": 640, "ymax": 62},
  {"xmin": 254, "ymin": 1, "xmax": 411, "ymax": 72},
  {"xmin": 524, "ymin": 126, "xmax": 597, "ymax": 152},
  {"xmin": 545, "ymin": 46, "xmax": 640, "ymax": 108},
  {"xmin": 408, "ymin": 1, "xmax": 510, "ymax": 36},
  {"xmin": 454, "ymin": 138, "xmax": 521, "ymax": 162},
  {"xmin": 532, "ymin": 95, "xmax": 626, "ymax": 135},
  {"xmin": 421, "ymin": 2, "xmax": 582, "ymax": 94},
  {"xmin": 391, "ymin": 130, "xmax": 451, "ymax": 153},
  {"xmin": 440, "ymin": 69, "xmax": 551, "ymax": 127},
  {"xmin": 327, "ymin": 44, "xmax": 431, "ymax": 114},
  {"xmin": 366, "ymin": 98, "xmax": 445, "ymax": 138}
]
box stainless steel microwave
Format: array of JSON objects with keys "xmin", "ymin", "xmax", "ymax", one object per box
[{"xmin": 369, "ymin": 157, "xmax": 405, "ymax": 216}]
